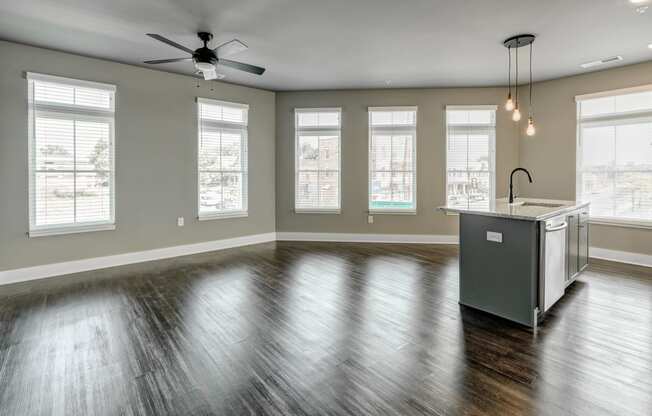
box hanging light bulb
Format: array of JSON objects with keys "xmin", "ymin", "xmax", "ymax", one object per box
[
  {"xmin": 512, "ymin": 106, "xmax": 522, "ymax": 121},
  {"xmin": 526, "ymin": 43, "xmax": 536, "ymax": 136},
  {"xmin": 505, "ymin": 46, "xmax": 515, "ymax": 111},
  {"xmin": 505, "ymin": 94, "xmax": 515, "ymax": 111},
  {"xmin": 526, "ymin": 117, "xmax": 536, "ymax": 136}
]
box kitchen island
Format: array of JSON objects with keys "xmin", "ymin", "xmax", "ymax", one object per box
[{"xmin": 440, "ymin": 198, "xmax": 590, "ymax": 329}]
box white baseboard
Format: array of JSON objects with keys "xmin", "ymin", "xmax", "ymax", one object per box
[
  {"xmin": 589, "ymin": 246, "xmax": 652, "ymax": 268},
  {"xmin": 276, "ymin": 232, "xmax": 459, "ymax": 244},
  {"xmin": 0, "ymin": 232, "xmax": 277, "ymax": 286},
  {"xmin": 2, "ymin": 233, "xmax": 649, "ymax": 287}
]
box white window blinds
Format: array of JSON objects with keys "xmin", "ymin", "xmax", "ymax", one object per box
[
  {"xmin": 368, "ymin": 107, "xmax": 417, "ymax": 213},
  {"xmin": 27, "ymin": 73, "xmax": 116, "ymax": 237},
  {"xmin": 197, "ymin": 98, "xmax": 248, "ymax": 219},
  {"xmin": 445, "ymin": 106, "xmax": 496, "ymax": 210},
  {"xmin": 576, "ymin": 85, "xmax": 652, "ymax": 225},
  {"xmin": 294, "ymin": 108, "xmax": 341, "ymax": 212}
]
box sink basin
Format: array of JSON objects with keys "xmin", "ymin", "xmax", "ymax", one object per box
[{"xmin": 520, "ymin": 202, "xmax": 564, "ymax": 208}]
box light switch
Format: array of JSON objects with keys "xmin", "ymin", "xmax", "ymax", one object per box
[
  {"xmin": 177, "ymin": 217, "xmax": 184, "ymax": 227},
  {"xmin": 486, "ymin": 231, "xmax": 502, "ymax": 243},
  {"xmin": 368, "ymin": 215, "xmax": 374, "ymax": 224}
]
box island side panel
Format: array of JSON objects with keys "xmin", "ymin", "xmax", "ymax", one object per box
[{"xmin": 459, "ymin": 213, "xmax": 539, "ymax": 327}]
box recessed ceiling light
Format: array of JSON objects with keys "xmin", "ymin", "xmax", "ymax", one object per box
[
  {"xmin": 629, "ymin": 0, "xmax": 647, "ymax": 3},
  {"xmin": 636, "ymin": 5, "xmax": 649, "ymax": 13},
  {"xmin": 580, "ymin": 56, "xmax": 623, "ymax": 68}
]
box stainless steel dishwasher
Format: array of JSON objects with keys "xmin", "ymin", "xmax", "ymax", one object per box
[{"xmin": 539, "ymin": 214, "xmax": 568, "ymax": 313}]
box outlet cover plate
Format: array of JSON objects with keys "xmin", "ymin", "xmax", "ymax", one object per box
[{"xmin": 486, "ymin": 231, "xmax": 503, "ymax": 243}]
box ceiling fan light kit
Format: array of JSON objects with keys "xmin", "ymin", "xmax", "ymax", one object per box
[
  {"xmin": 195, "ymin": 61, "xmax": 214, "ymax": 72},
  {"xmin": 144, "ymin": 32, "xmax": 265, "ymax": 81},
  {"xmin": 503, "ymin": 34, "xmax": 536, "ymax": 136}
]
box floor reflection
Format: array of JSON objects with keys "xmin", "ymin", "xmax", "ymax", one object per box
[{"xmin": 0, "ymin": 243, "xmax": 650, "ymax": 415}]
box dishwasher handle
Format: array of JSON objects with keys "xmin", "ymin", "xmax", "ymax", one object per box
[{"xmin": 546, "ymin": 221, "xmax": 568, "ymax": 232}]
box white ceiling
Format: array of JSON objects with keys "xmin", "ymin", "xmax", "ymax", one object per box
[{"xmin": 0, "ymin": 0, "xmax": 651, "ymax": 91}]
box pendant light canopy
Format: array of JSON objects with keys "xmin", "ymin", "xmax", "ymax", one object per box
[{"xmin": 503, "ymin": 34, "xmax": 536, "ymax": 135}]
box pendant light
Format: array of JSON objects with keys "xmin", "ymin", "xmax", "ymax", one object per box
[
  {"xmin": 512, "ymin": 44, "xmax": 521, "ymax": 122},
  {"xmin": 503, "ymin": 34, "xmax": 536, "ymax": 130},
  {"xmin": 526, "ymin": 42, "xmax": 536, "ymax": 136},
  {"xmin": 505, "ymin": 46, "xmax": 515, "ymax": 111}
]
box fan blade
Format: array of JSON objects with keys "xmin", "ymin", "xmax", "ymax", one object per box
[
  {"xmin": 214, "ymin": 39, "xmax": 248, "ymax": 58},
  {"xmin": 146, "ymin": 34, "xmax": 194, "ymax": 54},
  {"xmin": 218, "ymin": 59, "xmax": 266, "ymax": 75},
  {"xmin": 143, "ymin": 57, "xmax": 192, "ymax": 64}
]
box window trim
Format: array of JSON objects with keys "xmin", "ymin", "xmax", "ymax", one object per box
[
  {"xmin": 196, "ymin": 97, "xmax": 249, "ymax": 220},
  {"xmin": 588, "ymin": 217, "xmax": 652, "ymax": 230},
  {"xmin": 294, "ymin": 107, "xmax": 342, "ymax": 214},
  {"xmin": 575, "ymin": 84, "xmax": 652, "ymax": 102},
  {"xmin": 27, "ymin": 72, "xmax": 116, "ymax": 238},
  {"xmin": 197, "ymin": 211, "xmax": 248, "ymax": 221},
  {"xmin": 576, "ymin": 85, "xmax": 652, "ymax": 228},
  {"xmin": 28, "ymin": 223, "xmax": 116, "ymax": 238},
  {"xmin": 367, "ymin": 106, "xmax": 418, "ymax": 214},
  {"xmin": 26, "ymin": 72, "xmax": 117, "ymax": 93},
  {"xmin": 444, "ymin": 105, "xmax": 497, "ymax": 211}
]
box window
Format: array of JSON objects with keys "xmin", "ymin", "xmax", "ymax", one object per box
[
  {"xmin": 368, "ymin": 107, "xmax": 417, "ymax": 213},
  {"xmin": 576, "ymin": 85, "xmax": 652, "ymax": 225},
  {"xmin": 294, "ymin": 108, "xmax": 341, "ymax": 212},
  {"xmin": 445, "ymin": 106, "xmax": 496, "ymax": 210},
  {"xmin": 27, "ymin": 73, "xmax": 116, "ymax": 237},
  {"xmin": 197, "ymin": 98, "xmax": 248, "ymax": 219}
]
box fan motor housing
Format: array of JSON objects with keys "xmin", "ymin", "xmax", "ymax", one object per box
[{"xmin": 193, "ymin": 47, "xmax": 217, "ymax": 65}]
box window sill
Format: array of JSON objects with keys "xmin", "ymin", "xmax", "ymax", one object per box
[
  {"xmin": 198, "ymin": 212, "xmax": 248, "ymax": 221},
  {"xmin": 295, "ymin": 209, "xmax": 341, "ymax": 215},
  {"xmin": 29, "ymin": 223, "xmax": 116, "ymax": 238},
  {"xmin": 368, "ymin": 210, "xmax": 417, "ymax": 216},
  {"xmin": 589, "ymin": 217, "xmax": 652, "ymax": 230}
]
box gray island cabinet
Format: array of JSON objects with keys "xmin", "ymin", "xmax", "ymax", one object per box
[{"xmin": 440, "ymin": 198, "xmax": 590, "ymax": 329}]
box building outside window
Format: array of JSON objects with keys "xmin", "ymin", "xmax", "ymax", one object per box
[
  {"xmin": 27, "ymin": 72, "xmax": 116, "ymax": 237},
  {"xmin": 368, "ymin": 106, "xmax": 417, "ymax": 213},
  {"xmin": 576, "ymin": 85, "xmax": 652, "ymax": 226}
]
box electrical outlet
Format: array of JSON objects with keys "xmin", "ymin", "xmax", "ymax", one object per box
[
  {"xmin": 367, "ymin": 215, "xmax": 374, "ymax": 224},
  {"xmin": 177, "ymin": 217, "xmax": 184, "ymax": 227},
  {"xmin": 486, "ymin": 231, "xmax": 502, "ymax": 243}
]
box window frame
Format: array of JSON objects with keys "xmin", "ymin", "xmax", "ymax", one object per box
[
  {"xmin": 367, "ymin": 106, "xmax": 418, "ymax": 214},
  {"xmin": 196, "ymin": 97, "xmax": 249, "ymax": 221},
  {"xmin": 27, "ymin": 72, "xmax": 116, "ymax": 237},
  {"xmin": 294, "ymin": 107, "xmax": 342, "ymax": 214},
  {"xmin": 576, "ymin": 84, "xmax": 652, "ymax": 229},
  {"xmin": 444, "ymin": 105, "xmax": 497, "ymax": 212}
]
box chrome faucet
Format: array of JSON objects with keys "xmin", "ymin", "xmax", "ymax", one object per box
[{"xmin": 509, "ymin": 168, "xmax": 533, "ymax": 204}]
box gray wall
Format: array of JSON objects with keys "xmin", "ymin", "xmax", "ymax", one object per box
[
  {"xmin": 276, "ymin": 61, "xmax": 652, "ymax": 257},
  {"xmin": 3, "ymin": 39, "xmax": 651, "ymax": 271},
  {"xmin": 517, "ymin": 61, "xmax": 652, "ymax": 255},
  {"xmin": 276, "ymin": 88, "xmax": 521, "ymax": 234},
  {"xmin": 0, "ymin": 41, "xmax": 276, "ymax": 271}
]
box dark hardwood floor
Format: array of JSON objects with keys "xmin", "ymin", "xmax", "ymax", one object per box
[{"xmin": 0, "ymin": 242, "xmax": 651, "ymax": 416}]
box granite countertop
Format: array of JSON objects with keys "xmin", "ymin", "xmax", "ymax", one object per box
[{"xmin": 438, "ymin": 197, "xmax": 590, "ymax": 221}]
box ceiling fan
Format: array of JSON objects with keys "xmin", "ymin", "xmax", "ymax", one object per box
[{"xmin": 144, "ymin": 32, "xmax": 265, "ymax": 80}]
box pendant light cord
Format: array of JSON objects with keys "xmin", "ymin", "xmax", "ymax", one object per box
[
  {"xmin": 529, "ymin": 42, "xmax": 533, "ymax": 116},
  {"xmin": 515, "ymin": 40, "xmax": 519, "ymax": 107},
  {"xmin": 508, "ymin": 46, "xmax": 512, "ymax": 96}
]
